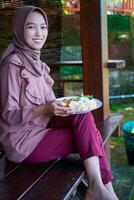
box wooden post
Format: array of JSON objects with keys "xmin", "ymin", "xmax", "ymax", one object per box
[{"xmin": 80, "ymin": 0, "xmax": 110, "ymax": 121}]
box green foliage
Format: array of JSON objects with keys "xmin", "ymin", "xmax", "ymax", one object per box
[
  {"xmin": 108, "ymin": 14, "xmax": 130, "ymax": 32},
  {"xmin": 110, "ymin": 103, "xmax": 134, "ymax": 126},
  {"xmin": 60, "ymin": 66, "xmax": 82, "ymax": 78},
  {"xmin": 108, "ymin": 14, "xmax": 131, "ymax": 44},
  {"xmin": 62, "ymin": 15, "xmax": 81, "ymax": 46},
  {"xmin": 130, "ymin": 194, "xmax": 134, "ymax": 200}
]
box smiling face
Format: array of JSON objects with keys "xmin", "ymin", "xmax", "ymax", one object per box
[{"xmin": 24, "ymin": 11, "xmax": 48, "ymax": 50}]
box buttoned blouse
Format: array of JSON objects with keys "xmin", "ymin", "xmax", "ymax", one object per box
[{"xmin": 0, "ymin": 54, "xmax": 56, "ymax": 163}]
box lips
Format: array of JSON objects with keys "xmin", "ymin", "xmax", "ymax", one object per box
[{"xmin": 33, "ymin": 38, "xmax": 43, "ymax": 42}]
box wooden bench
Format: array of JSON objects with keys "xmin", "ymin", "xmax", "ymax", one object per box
[{"xmin": 0, "ymin": 114, "xmax": 122, "ymax": 200}]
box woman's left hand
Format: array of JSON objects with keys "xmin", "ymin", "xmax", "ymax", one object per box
[{"xmin": 53, "ymin": 100, "xmax": 74, "ymax": 117}]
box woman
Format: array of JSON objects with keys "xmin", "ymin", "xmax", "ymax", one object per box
[{"xmin": 0, "ymin": 5, "xmax": 118, "ymax": 200}]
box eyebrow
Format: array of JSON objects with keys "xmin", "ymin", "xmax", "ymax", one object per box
[{"xmin": 26, "ymin": 22, "xmax": 47, "ymax": 26}]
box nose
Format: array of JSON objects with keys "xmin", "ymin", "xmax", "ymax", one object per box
[{"xmin": 35, "ymin": 27, "xmax": 42, "ymax": 36}]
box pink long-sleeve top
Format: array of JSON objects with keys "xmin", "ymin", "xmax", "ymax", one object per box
[{"xmin": 0, "ymin": 54, "xmax": 56, "ymax": 163}]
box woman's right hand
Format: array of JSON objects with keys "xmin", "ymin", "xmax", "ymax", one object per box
[
  {"xmin": 33, "ymin": 100, "xmax": 74, "ymax": 118},
  {"xmin": 44, "ymin": 100, "xmax": 74, "ymax": 117}
]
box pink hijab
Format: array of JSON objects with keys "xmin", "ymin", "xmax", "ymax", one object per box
[{"xmin": 0, "ymin": 5, "xmax": 48, "ymax": 76}]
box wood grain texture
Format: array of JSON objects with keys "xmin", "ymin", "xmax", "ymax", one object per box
[{"xmin": 80, "ymin": 0, "xmax": 109, "ymax": 121}]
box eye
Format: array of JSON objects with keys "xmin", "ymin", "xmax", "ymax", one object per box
[
  {"xmin": 25, "ymin": 24, "xmax": 36, "ymax": 30},
  {"xmin": 41, "ymin": 26, "xmax": 47, "ymax": 30},
  {"xmin": 27, "ymin": 25, "xmax": 35, "ymax": 29}
]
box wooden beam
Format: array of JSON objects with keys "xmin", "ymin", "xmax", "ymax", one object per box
[
  {"xmin": 48, "ymin": 60, "xmax": 125, "ymax": 68},
  {"xmin": 107, "ymin": 60, "xmax": 126, "ymax": 69},
  {"xmin": 80, "ymin": 0, "xmax": 109, "ymax": 121}
]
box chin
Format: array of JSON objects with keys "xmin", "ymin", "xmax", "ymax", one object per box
[
  {"xmin": 31, "ymin": 46, "xmax": 42, "ymax": 51},
  {"xmin": 30, "ymin": 42, "xmax": 44, "ymax": 50}
]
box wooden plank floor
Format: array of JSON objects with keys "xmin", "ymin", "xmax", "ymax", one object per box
[
  {"xmin": 21, "ymin": 158, "xmax": 85, "ymax": 200},
  {"xmin": 0, "ymin": 156, "xmax": 21, "ymax": 182},
  {"xmin": 0, "ymin": 160, "xmax": 59, "ymax": 200}
]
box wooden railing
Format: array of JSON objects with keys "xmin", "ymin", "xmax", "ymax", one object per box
[
  {"xmin": 49, "ymin": 59, "xmax": 125, "ymax": 68},
  {"xmin": 49, "ymin": 59, "xmax": 125, "ymax": 97}
]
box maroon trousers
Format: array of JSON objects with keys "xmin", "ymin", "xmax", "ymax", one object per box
[{"xmin": 25, "ymin": 112, "xmax": 113, "ymax": 184}]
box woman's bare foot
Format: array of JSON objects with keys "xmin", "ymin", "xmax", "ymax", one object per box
[
  {"xmin": 105, "ymin": 182, "xmax": 119, "ymax": 200},
  {"xmin": 84, "ymin": 190, "xmax": 101, "ymax": 200},
  {"xmin": 108, "ymin": 192, "xmax": 119, "ymax": 200},
  {"xmin": 106, "ymin": 189, "xmax": 119, "ymax": 200},
  {"xmin": 88, "ymin": 181, "xmax": 115, "ymax": 200}
]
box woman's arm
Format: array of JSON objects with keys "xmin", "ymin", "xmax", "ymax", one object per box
[
  {"xmin": 33, "ymin": 101, "xmax": 74, "ymax": 118},
  {"xmin": 0, "ymin": 63, "xmax": 38, "ymax": 125},
  {"xmin": 0, "ymin": 62, "xmax": 74, "ymax": 126}
]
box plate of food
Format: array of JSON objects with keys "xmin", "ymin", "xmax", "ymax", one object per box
[{"xmin": 57, "ymin": 95, "xmax": 102, "ymax": 114}]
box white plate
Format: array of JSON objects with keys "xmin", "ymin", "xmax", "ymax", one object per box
[{"xmin": 56, "ymin": 96, "xmax": 102, "ymax": 114}]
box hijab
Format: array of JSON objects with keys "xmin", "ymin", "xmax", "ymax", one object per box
[{"xmin": 0, "ymin": 5, "xmax": 48, "ymax": 76}]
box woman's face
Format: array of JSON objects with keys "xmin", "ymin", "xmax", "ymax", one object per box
[{"xmin": 24, "ymin": 11, "xmax": 48, "ymax": 50}]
